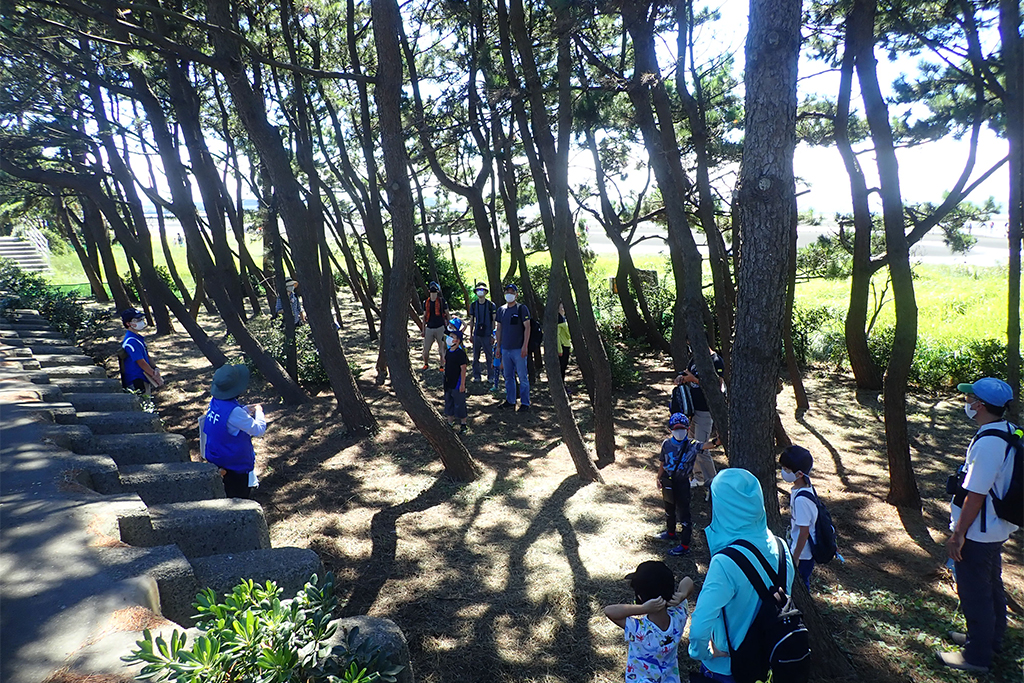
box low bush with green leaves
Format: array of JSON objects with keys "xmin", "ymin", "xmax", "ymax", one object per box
[
  {"xmin": 124, "ymin": 573, "xmax": 403, "ymax": 683},
  {"xmin": 239, "ymin": 315, "xmax": 329, "ymax": 391},
  {"xmin": 0, "ymin": 258, "xmax": 104, "ymax": 342}
]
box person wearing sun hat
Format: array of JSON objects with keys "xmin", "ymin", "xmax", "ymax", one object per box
[
  {"xmin": 938, "ymin": 377, "xmax": 1018, "ymax": 674},
  {"xmin": 201, "ymin": 364, "xmax": 267, "ymax": 499}
]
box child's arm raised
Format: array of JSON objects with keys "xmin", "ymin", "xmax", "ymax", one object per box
[
  {"xmin": 668, "ymin": 577, "xmax": 695, "ymax": 607},
  {"xmin": 603, "ymin": 597, "xmax": 666, "ymax": 629}
]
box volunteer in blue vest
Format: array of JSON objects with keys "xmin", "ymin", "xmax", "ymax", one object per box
[
  {"xmin": 496, "ymin": 283, "xmax": 531, "ymax": 412},
  {"xmin": 467, "ymin": 282, "xmax": 497, "ymax": 384},
  {"xmin": 120, "ymin": 308, "xmax": 163, "ymax": 392},
  {"xmin": 421, "ymin": 281, "xmax": 450, "ymax": 371},
  {"xmin": 202, "ymin": 364, "xmax": 267, "ymax": 499},
  {"xmin": 938, "ymin": 377, "xmax": 1018, "ymax": 674}
]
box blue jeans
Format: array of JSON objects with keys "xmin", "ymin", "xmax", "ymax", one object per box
[
  {"xmin": 501, "ymin": 348, "xmax": 530, "ymax": 406},
  {"xmin": 698, "ymin": 663, "xmax": 735, "ymax": 683},
  {"xmin": 798, "ymin": 557, "xmax": 815, "ymax": 591},
  {"xmin": 955, "ymin": 539, "xmax": 1006, "ymax": 667}
]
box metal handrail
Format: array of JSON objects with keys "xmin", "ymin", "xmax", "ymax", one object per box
[{"xmin": 24, "ymin": 226, "xmax": 50, "ymax": 265}]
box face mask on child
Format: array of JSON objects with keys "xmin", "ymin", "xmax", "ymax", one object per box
[
  {"xmin": 446, "ymin": 335, "xmax": 456, "ymax": 348},
  {"xmin": 476, "ymin": 289, "xmax": 486, "ymax": 298},
  {"xmin": 781, "ymin": 469, "xmax": 798, "ymax": 483},
  {"xmin": 505, "ymin": 293, "xmax": 516, "ymax": 303},
  {"xmin": 671, "ymin": 429, "xmax": 687, "ymax": 441},
  {"xmin": 130, "ymin": 320, "xmax": 147, "ymax": 331},
  {"xmin": 964, "ymin": 402, "xmax": 978, "ymax": 419}
]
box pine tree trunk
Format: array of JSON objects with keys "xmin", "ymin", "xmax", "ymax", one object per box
[
  {"xmin": 52, "ymin": 191, "xmax": 107, "ymax": 302},
  {"xmin": 1001, "ymin": 0, "xmax": 1023, "ymax": 419},
  {"xmin": 371, "ymin": 0, "xmax": 482, "ymax": 481},
  {"xmin": 851, "ymin": 0, "xmax": 921, "ymax": 509}
]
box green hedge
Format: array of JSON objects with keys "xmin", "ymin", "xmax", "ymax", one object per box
[
  {"xmin": 0, "ymin": 259, "xmax": 105, "ymax": 342},
  {"xmin": 239, "ymin": 315, "xmax": 329, "ymax": 390}
]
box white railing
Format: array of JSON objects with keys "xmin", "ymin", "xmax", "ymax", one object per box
[{"xmin": 25, "ymin": 226, "xmax": 50, "ymax": 266}]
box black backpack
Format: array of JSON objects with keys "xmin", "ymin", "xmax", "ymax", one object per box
[
  {"xmin": 720, "ymin": 538, "xmax": 810, "ymax": 683},
  {"xmin": 794, "ymin": 489, "xmax": 839, "ymax": 564},
  {"xmin": 670, "ymin": 383, "xmax": 695, "ymax": 417},
  {"xmin": 947, "ymin": 426, "xmax": 1024, "ymax": 530},
  {"xmin": 519, "ymin": 304, "xmax": 543, "ymax": 351}
]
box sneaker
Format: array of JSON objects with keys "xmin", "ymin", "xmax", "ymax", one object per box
[
  {"xmin": 653, "ymin": 531, "xmax": 677, "ymax": 542},
  {"xmin": 459, "ymin": 424, "xmax": 468, "ymax": 434},
  {"xmin": 668, "ymin": 544, "xmax": 691, "ymax": 556},
  {"xmin": 499, "ymin": 401, "xmax": 516, "ymax": 410},
  {"xmin": 421, "ymin": 364, "xmax": 429, "ymax": 370},
  {"xmin": 518, "ymin": 404, "xmax": 531, "ymax": 413},
  {"xmin": 936, "ymin": 651, "xmax": 989, "ymax": 674},
  {"xmin": 949, "ymin": 632, "xmax": 967, "ymax": 647}
]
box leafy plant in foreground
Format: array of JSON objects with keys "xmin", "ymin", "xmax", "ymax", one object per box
[{"xmin": 123, "ymin": 573, "xmax": 403, "ymax": 683}]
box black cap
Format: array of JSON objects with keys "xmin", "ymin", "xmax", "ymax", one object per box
[
  {"xmin": 625, "ymin": 560, "xmax": 675, "ymax": 602},
  {"xmin": 780, "ymin": 445, "xmax": 813, "ymax": 475}
]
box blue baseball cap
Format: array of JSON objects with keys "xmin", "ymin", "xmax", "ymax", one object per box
[
  {"xmin": 669, "ymin": 412, "xmax": 689, "ymax": 429},
  {"xmin": 780, "ymin": 445, "xmax": 813, "ymax": 474},
  {"xmin": 958, "ymin": 377, "xmax": 1013, "ymax": 407},
  {"xmin": 504, "ymin": 283, "xmax": 518, "ymax": 293},
  {"xmin": 120, "ymin": 308, "xmax": 144, "ymax": 324}
]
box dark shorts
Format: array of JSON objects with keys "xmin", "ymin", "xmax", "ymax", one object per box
[{"xmin": 444, "ymin": 388, "xmax": 468, "ymax": 419}]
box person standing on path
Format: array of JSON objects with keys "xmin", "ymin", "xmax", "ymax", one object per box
[
  {"xmin": 275, "ymin": 278, "xmax": 306, "ymax": 326},
  {"xmin": 939, "ymin": 377, "xmax": 1019, "ymax": 674},
  {"xmin": 557, "ymin": 301, "xmax": 572, "ymax": 395},
  {"xmin": 421, "ymin": 281, "xmax": 449, "ymax": 370},
  {"xmin": 496, "ymin": 283, "xmax": 531, "ymax": 412},
  {"xmin": 201, "ymin": 364, "xmax": 267, "ymax": 500},
  {"xmin": 119, "ymin": 308, "xmax": 163, "ymax": 393},
  {"xmin": 674, "ymin": 344, "xmax": 725, "ymax": 487},
  {"xmin": 467, "ymin": 282, "xmax": 497, "ymax": 384}
]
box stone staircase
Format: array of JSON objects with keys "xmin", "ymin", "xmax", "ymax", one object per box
[
  {"xmin": 0, "ymin": 308, "xmax": 413, "ymax": 683},
  {"xmin": 0, "ymin": 235, "xmax": 50, "ymax": 273}
]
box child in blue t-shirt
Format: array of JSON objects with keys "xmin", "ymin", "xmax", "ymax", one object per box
[
  {"xmin": 604, "ymin": 560, "xmax": 694, "ymax": 683},
  {"xmin": 655, "ymin": 413, "xmax": 718, "ymax": 557},
  {"xmin": 119, "ymin": 308, "xmax": 163, "ymax": 392}
]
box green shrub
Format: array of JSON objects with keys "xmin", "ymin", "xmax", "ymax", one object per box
[
  {"xmin": 414, "ymin": 242, "xmax": 468, "ymax": 308},
  {"xmin": 0, "ymin": 258, "xmax": 104, "ymax": 342},
  {"xmin": 792, "ymin": 304, "xmax": 844, "ymax": 366},
  {"xmin": 124, "ymin": 573, "xmax": 403, "ymax": 683},
  {"xmin": 597, "ymin": 318, "xmax": 642, "ymax": 388},
  {"xmin": 122, "ymin": 265, "xmax": 180, "ymax": 303},
  {"xmin": 239, "ymin": 315, "xmax": 329, "ymax": 390}
]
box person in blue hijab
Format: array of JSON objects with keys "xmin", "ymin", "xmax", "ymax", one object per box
[{"xmin": 687, "ymin": 468, "xmax": 795, "ymax": 681}]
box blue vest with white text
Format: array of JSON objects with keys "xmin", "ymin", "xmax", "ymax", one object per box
[{"xmin": 202, "ymin": 398, "xmax": 255, "ymax": 472}]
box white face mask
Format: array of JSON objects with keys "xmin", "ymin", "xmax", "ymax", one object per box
[
  {"xmin": 505, "ymin": 293, "xmax": 516, "ymax": 303},
  {"xmin": 430, "ymin": 292, "xmax": 438, "ymax": 300},
  {"xmin": 671, "ymin": 429, "xmax": 687, "ymax": 441},
  {"xmin": 130, "ymin": 320, "xmax": 147, "ymax": 331},
  {"xmin": 781, "ymin": 469, "xmax": 798, "ymax": 483},
  {"xmin": 476, "ymin": 290, "xmax": 486, "ymax": 298},
  {"xmin": 446, "ymin": 335, "xmax": 456, "ymax": 348},
  {"xmin": 964, "ymin": 402, "xmax": 978, "ymax": 419}
]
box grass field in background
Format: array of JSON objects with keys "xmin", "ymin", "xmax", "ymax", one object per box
[{"xmin": 44, "ymin": 240, "xmax": 1011, "ymax": 346}]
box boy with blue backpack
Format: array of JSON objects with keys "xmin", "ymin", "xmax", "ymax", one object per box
[{"xmin": 656, "ymin": 413, "xmax": 718, "ymax": 557}]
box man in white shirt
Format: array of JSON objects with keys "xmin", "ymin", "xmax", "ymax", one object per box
[{"xmin": 939, "ymin": 377, "xmax": 1019, "ymax": 674}]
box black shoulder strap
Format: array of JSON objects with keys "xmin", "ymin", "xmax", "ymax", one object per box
[{"xmin": 719, "ymin": 547, "xmax": 774, "ymax": 603}]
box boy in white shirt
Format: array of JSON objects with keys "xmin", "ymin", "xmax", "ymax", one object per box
[{"xmin": 780, "ymin": 445, "xmax": 818, "ymax": 591}]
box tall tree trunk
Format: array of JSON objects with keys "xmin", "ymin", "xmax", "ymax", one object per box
[
  {"xmin": 371, "ymin": 0, "xmax": 482, "ymax": 481},
  {"xmin": 852, "ymin": 0, "xmax": 921, "ymax": 509},
  {"xmin": 728, "ymin": 0, "xmax": 801, "ymax": 528},
  {"xmin": 835, "ymin": 23, "xmax": 885, "ymax": 391},
  {"xmin": 81, "ymin": 197, "xmax": 129, "ymax": 310},
  {"xmin": 784, "ymin": 209, "xmax": 809, "ymax": 416},
  {"xmin": 1002, "ymin": 0, "xmax": 1023, "ymax": 420},
  {"xmin": 544, "ymin": 10, "xmax": 603, "ymax": 483},
  {"xmin": 52, "ymin": 190, "xmax": 107, "ymax": 302}
]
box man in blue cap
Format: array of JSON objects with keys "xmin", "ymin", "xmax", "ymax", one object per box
[
  {"xmin": 202, "ymin": 364, "xmax": 267, "ymax": 499},
  {"xmin": 119, "ymin": 308, "xmax": 162, "ymax": 392},
  {"xmin": 495, "ymin": 283, "xmax": 531, "ymax": 412},
  {"xmin": 939, "ymin": 377, "xmax": 1018, "ymax": 673}
]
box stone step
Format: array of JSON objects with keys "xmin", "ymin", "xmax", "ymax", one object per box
[
  {"xmin": 96, "ymin": 544, "xmax": 201, "ymax": 627},
  {"xmin": 64, "ymin": 393, "xmax": 141, "ymax": 412},
  {"xmin": 76, "ymin": 411, "xmax": 162, "ymax": 435},
  {"xmin": 0, "ymin": 378, "xmax": 62, "ymax": 402},
  {"xmin": 17, "ymin": 359, "xmax": 41, "ymax": 370},
  {"xmin": 42, "ymin": 365, "xmax": 106, "ymax": 378},
  {"xmin": 50, "ymin": 377, "xmax": 122, "ymax": 393},
  {"xmin": 16, "ymin": 402, "xmax": 77, "ymax": 425},
  {"xmin": 118, "ymin": 462, "xmax": 225, "ymax": 505},
  {"xmin": 85, "ymin": 433, "xmax": 189, "ymax": 466},
  {"xmin": 16, "ymin": 335, "xmax": 72, "ymax": 345},
  {"xmin": 33, "ymin": 354, "xmax": 97, "ymax": 368},
  {"xmin": 24, "ymin": 345, "xmax": 85, "ymax": 356},
  {"xmin": 119, "ymin": 499, "xmax": 271, "ymax": 560},
  {"xmin": 6, "ymin": 322, "xmax": 56, "ymax": 332},
  {"xmin": 39, "ymin": 423, "xmax": 93, "ymax": 452},
  {"xmin": 190, "ymin": 547, "xmax": 322, "ymax": 600}
]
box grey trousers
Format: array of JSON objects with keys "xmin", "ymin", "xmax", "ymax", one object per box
[
  {"xmin": 690, "ymin": 409, "xmax": 717, "ymax": 483},
  {"xmin": 955, "ymin": 538, "xmax": 1006, "ymax": 666}
]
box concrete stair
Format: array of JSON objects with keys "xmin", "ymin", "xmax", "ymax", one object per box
[
  {"xmin": 0, "ymin": 236, "xmax": 49, "ymax": 272},
  {"xmin": 117, "ymin": 462, "xmax": 225, "ymax": 504}
]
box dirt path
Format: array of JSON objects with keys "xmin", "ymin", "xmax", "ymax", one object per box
[{"xmin": 82, "ymin": 308, "xmax": 1022, "ymax": 683}]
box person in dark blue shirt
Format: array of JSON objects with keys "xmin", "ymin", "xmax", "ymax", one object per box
[{"xmin": 120, "ymin": 308, "xmax": 162, "ymax": 392}]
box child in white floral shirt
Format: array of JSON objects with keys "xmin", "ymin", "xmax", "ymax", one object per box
[{"xmin": 605, "ymin": 561, "xmax": 694, "ymax": 683}]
